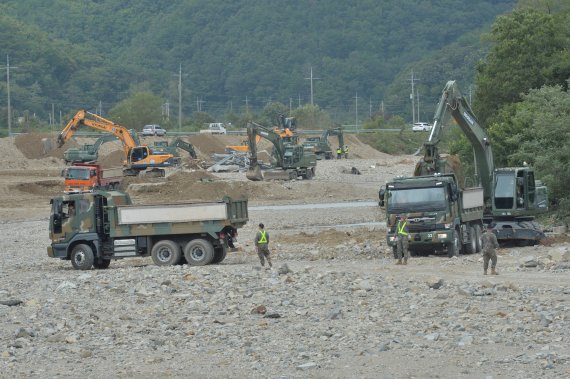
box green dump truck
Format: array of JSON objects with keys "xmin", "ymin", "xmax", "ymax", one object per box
[
  {"xmin": 48, "ymin": 191, "xmax": 248, "ymax": 270},
  {"xmin": 382, "ymin": 173, "xmax": 484, "ymax": 257}
]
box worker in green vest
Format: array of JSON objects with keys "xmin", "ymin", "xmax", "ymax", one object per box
[
  {"xmin": 344, "ymin": 145, "xmax": 349, "ymax": 159},
  {"xmin": 336, "ymin": 147, "xmax": 343, "ymax": 159},
  {"xmin": 395, "ymin": 215, "xmax": 410, "ymax": 265},
  {"xmin": 254, "ymin": 223, "xmax": 272, "ymax": 269}
]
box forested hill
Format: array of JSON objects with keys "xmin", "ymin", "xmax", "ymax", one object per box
[{"xmin": 1, "ymin": 0, "xmax": 515, "ymax": 124}]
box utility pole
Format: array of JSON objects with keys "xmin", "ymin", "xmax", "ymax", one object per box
[
  {"xmin": 289, "ymin": 98, "xmax": 292, "ymax": 114},
  {"xmin": 408, "ymin": 70, "xmax": 420, "ymax": 124},
  {"xmin": 369, "ymin": 97, "xmax": 372, "ymax": 118},
  {"xmin": 196, "ymin": 97, "xmax": 205, "ymax": 112},
  {"xmin": 416, "ymin": 90, "xmax": 420, "ymax": 122},
  {"xmin": 304, "ymin": 66, "xmax": 320, "ymax": 106},
  {"xmin": 244, "ymin": 96, "xmax": 249, "ymax": 114},
  {"xmin": 354, "ymin": 92, "xmax": 359, "ymax": 129},
  {"xmin": 178, "ymin": 64, "xmax": 182, "ymax": 131},
  {"xmin": 1, "ymin": 55, "xmax": 18, "ymax": 136},
  {"xmin": 298, "ymin": 94, "xmax": 302, "ymax": 108},
  {"xmin": 99, "ymin": 100, "xmax": 102, "ymax": 116}
]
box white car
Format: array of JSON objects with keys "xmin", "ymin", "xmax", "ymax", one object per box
[
  {"xmin": 142, "ymin": 124, "xmax": 167, "ymax": 137},
  {"xmin": 412, "ymin": 122, "xmax": 433, "ymax": 132}
]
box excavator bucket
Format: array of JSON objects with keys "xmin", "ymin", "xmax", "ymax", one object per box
[{"xmin": 246, "ymin": 165, "xmax": 263, "ymax": 181}]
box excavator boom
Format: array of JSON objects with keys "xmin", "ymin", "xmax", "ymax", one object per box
[{"xmin": 58, "ymin": 110, "xmax": 176, "ymax": 176}]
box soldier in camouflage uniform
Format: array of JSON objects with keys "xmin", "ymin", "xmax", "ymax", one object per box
[
  {"xmin": 254, "ymin": 223, "xmax": 272, "ymax": 269},
  {"xmin": 395, "ymin": 215, "xmax": 410, "ymax": 265},
  {"xmin": 481, "ymin": 224, "xmax": 499, "ymax": 275}
]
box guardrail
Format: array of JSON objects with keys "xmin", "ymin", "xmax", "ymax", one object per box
[{"xmin": 8, "ymin": 128, "xmax": 402, "ymax": 137}]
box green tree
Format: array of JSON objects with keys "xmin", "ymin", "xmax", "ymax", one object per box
[
  {"xmin": 108, "ymin": 92, "xmax": 163, "ymax": 130},
  {"xmin": 473, "ymin": 8, "xmax": 570, "ymax": 126}
]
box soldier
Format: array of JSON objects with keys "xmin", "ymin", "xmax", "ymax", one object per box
[
  {"xmin": 395, "ymin": 215, "xmax": 410, "ymax": 265},
  {"xmin": 254, "ymin": 223, "xmax": 272, "ymax": 269},
  {"xmin": 336, "ymin": 147, "xmax": 343, "ymax": 159},
  {"xmin": 481, "ymin": 224, "xmax": 500, "ymax": 275}
]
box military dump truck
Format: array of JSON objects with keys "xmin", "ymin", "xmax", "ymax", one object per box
[
  {"xmin": 48, "ymin": 191, "xmax": 248, "ymax": 270},
  {"xmin": 63, "ymin": 163, "xmax": 123, "ymax": 193},
  {"xmin": 382, "ymin": 173, "xmax": 485, "ymax": 257}
]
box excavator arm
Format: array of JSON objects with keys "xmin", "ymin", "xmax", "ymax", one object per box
[
  {"xmin": 246, "ymin": 121, "xmax": 286, "ymax": 181},
  {"xmin": 59, "ymin": 110, "xmax": 176, "ymax": 176},
  {"xmin": 57, "ymin": 110, "xmax": 139, "ymax": 159},
  {"xmin": 327, "ymin": 127, "xmax": 344, "ymax": 150},
  {"xmin": 171, "ymin": 138, "xmax": 197, "ymax": 159},
  {"xmin": 415, "ymin": 81, "xmax": 494, "ymax": 195}
]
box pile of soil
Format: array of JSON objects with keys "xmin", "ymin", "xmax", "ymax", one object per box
[{"xmin": 14, "ymin": 133, "xmax": 77, "ymax": 160}]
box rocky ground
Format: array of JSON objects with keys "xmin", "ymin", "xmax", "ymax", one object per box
[{"xmin": 0, "ymin": 134, "xmax": 569, "ymax": 378}]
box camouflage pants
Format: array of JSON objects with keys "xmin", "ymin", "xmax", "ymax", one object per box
[
  {"xmin": 483, "ymin": 250, "xmax": 497, "ymax": 270},
  {"xmin": 257, "ymin": 245, "xmax": 272, "ymax": 267},
  {"xmin": 396, "ymin": 236, "xmax": 410, "ymax": 260}
]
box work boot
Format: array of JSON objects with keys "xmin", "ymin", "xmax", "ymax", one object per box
[
  {"xmin": 491, "ymin": 268, "xmax": 499, "ymax": 275},
  {"xmin": 395, "ymin": 259, "xmax": 402, "ymax": 265}
]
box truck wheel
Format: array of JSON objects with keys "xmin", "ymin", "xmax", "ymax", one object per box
[
  {"xmin": 151, "ymin": 240, "xmax": 181, "ymax": 266},
  {"xmin": 464, "ymin": 225, "xmax": 477, "ymax": 254},
  {"xmin": 93, "ymin": 259, "xmax": 111, "ymax": 269},
  {"xmin": 447, "ymin": 230, "xmax": 461, "ymax": 257},
  {"xmin": 211, "ymin": 245, "xmax": 228, "ymax": 264},
  {"xmin": 71, "ymin": 244, "xmax": 94, "ymax": 270},
  {"xmin": 473, "ymin": 225, "xmax": 482, "ymax": 253},
  {"xmin": 304, "ymin": 168, "xmax": 314, "ymax": 180},
  {"xmin": 184, "ymin": 239, "xmax": 214, "ymax": 266}
]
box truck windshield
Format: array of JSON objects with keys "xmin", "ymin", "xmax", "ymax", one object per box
[
  {"xmin": 387, "ymin": 187, "xmax": 447, "ymax": 212},
  {"xmin": 65, "ymin": 168, "xmax": 90, "ymax": 180}
]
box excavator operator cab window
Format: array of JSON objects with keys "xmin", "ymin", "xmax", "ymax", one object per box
[{"xmin": 131, "ymin": 147, "xmax": 147, "ymax": 162}]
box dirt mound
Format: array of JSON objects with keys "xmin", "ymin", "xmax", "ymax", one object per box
[
  {"xmin": 14, "ymin": 133, "xmax": 77, "ymax": 160},
  {"xmin": 99, "ymin": 150, "xmax": 125, "ymax": 168}
]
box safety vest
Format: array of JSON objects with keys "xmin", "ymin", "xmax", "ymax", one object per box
[
  {"xmin": 397, "ymin": 221, "xmax": 408, "ymax": 236},
  {"xmin": 258, "ymin": 230, "xmax": 268, "ymax": 244},
  {"xmin": 337, "ymin": 148, "xmax": 342, "ymax": 154},
  {"xmin": 344, "ymin": 146, "xmax": 349, "ymax": 152}
]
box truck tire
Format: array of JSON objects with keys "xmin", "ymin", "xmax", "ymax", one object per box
[
  {"xmin": 151, "ymin": 240, "xmax": 181, "ymax": 266},
  {"xmin": 473, "ymin": 225, "xmax": 482, "ymax": 253},
  {"xmin": 304, "ymin": 168, "xmax": 314, "ymax": 180},
  {"xmin": 71, "ymin": 244, "xmax": 95, "ymax": 270},
  {"xmin": 464, "ymin": 225, "xmax": 477, "ymax": 254},
  {"xmin": 184, "ymin": 239, "xmax": 214, "ymax": 266},
  {"xmin": 211, "ymin": 245, "xmax": 228, "ymax": 264},
  {"xmin": 93, "ymin": 259, "xmax": 111, "ymax": 269},
  {"xmin": 447, "ymin": 230, "xmax": 461, "ymax": 257}
]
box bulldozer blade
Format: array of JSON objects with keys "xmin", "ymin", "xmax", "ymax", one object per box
[{"xmin": 246, "ymin": 165, "xmax": 263, "ymax": 181}]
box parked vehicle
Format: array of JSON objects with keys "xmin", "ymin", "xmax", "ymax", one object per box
[
  {"xmin": 142, "ymin": 124, "xmax": 167, "ymax": 136},
  {"xmin": 47, "ymin": 191, "xmax": 249, "ymax": 270},
  {"xmin": 412, "ymin": 122, "xmax": 433, "ymax": 132},
  {"xmin": 200, "ymin": 123, "xmax": 227, "ymax": 135},
  {"xmin": 62, "ymin": 163, "xmax": 123, "ymax": 193},
  {"xmin": 63, "ymin": 134, "xmax": 118, "ymax": 164}
]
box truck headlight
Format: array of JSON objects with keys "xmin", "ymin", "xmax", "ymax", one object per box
[{"xmin": 437, "ymin": 233, "xmax": 447, "ymax": 239}]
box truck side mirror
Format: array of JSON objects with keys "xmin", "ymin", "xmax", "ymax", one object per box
[{"xmin": 378, "ymin": 188, "xmax": 385, "ymax": 207}]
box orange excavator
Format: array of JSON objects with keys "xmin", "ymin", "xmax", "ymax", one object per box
[{"xmin": 57, "ymin": 110, "xmax": 177, "ymax": 176}]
